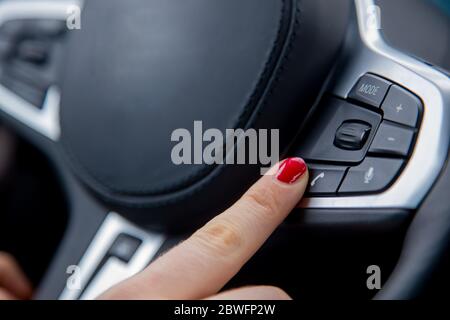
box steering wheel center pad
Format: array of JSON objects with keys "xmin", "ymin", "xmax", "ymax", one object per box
[{"xmin": 59, "ymin": 0, "xmax": 349, "ymax": 229}]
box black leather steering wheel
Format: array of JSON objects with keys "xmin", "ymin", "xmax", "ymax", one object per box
[{"xmin": 0, "ymin": 0, "xmax": 449, "ymax": 299}]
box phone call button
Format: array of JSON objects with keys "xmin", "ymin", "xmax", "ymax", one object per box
[{"xmin": 306, "ymin": 165, "xmax": 348, "ymax": 196}]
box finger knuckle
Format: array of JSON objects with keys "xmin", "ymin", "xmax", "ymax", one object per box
[
  {"xmin": 193, "ymin": 219, "xmax": 242, "ymax": 258},
  {"xmin": 242, "ymin": 188, "xmax": 280, "ymax": 220}
]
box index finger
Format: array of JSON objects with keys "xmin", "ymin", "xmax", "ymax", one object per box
[{"xmin": 100, "ymin": 158, "xmax": 308, "ymax": 300}]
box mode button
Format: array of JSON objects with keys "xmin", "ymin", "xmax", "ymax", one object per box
[{"xmin": 349, "ymin": 74, "xmax": 391, "ymax": 108}]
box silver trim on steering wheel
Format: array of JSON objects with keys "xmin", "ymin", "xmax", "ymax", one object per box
[
  {"xmin": 59, "ymin": 212, "xmax": 165, "ymax": 300},
  {"xmin": 300, "ymin": 0, "xmax": 450, "ymax": 210},
  {"xmin": 0, "ymin": 0, "xmax": 81, "ymax": 141}
]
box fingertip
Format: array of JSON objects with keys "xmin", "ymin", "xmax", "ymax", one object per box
[{"xmin": 274, "ymin": 157, "xmax": 308, "ymax": 185}]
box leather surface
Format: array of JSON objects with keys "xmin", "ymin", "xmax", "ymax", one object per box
[
  {"xmin": 60, "ymin": 0, "xmax": 285, "ymax": 195},
  {"xmin": 59, "ymin": 0, "xmax": 350, "ymax": 228}
]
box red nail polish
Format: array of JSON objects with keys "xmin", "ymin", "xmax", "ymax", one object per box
[{"xmin": 275, "ymin": 158, "xmax": 307, "ymax": 184}]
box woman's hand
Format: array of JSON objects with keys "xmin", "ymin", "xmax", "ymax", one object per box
[
  {"xmin": 100, "ymin": 158, "xmax": 308, "ymax": 300},
  {"xmin": 0, "ymin": 252, "xmax": 33, "ymax": 300}
]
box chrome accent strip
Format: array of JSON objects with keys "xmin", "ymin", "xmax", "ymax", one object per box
[
  {"xmin": 0, "ymin": 85, "xmax": 61, "ymax": 140},
  {"xmin": 59, "ymin": 212, "xmax": 165, "ymax": 300},
  {"xmin": 0, "ymin": 0, "xmax": 81, "ymax": 141},
  {"xmin": 300, "ymin": 0, "xmax": 450, "ymax": 209}
]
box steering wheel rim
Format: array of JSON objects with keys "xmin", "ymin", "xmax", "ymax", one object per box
[{"xmin": 0, "ymin": 0, "xmax": 449, "ymax": 299}]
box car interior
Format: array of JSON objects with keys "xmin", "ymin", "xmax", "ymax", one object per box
[{"xmin": 0, "ymin": 0, "xmax": 449, "ymax": 300}]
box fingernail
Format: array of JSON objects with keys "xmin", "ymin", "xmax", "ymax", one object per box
[{"xmin": 275, "ymin": 158, "xmax": 307, "ymax": 184}]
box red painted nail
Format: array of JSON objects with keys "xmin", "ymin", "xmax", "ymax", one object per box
[{"xmin": 275, "ymin": 158, "xmax": 307, "ymax": 184}]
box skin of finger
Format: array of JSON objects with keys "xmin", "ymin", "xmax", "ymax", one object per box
[
  {"xmin": 206, "ymin": 286, "xmax": 292, "ymax": 300},
  {"xmin": 0, "ymin": 252, "xmax": 33, "ymax": 299},
  {"xmin": 100, "ymin": 162, "xmax": 308, "ymax": 300},
  {"xmin": 0, "ymin": 288, "xmax": 17, "ymax": 300}
]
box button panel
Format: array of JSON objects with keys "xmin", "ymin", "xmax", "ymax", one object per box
[
  {"xmin": 0, "ymin": 19, "xmax": 66, "ymax": 108},
  {"xmin": 299, "ymin": 97, "xmax": 381, "ymax": 164},
  {"xmin": 296, "ymin": 73, "xmax": 423, "ymax": 196}
]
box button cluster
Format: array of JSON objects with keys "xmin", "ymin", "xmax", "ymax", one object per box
[
  {"xmin": 0, "ymin": 20, "xmax": 66, "ymax": 108},
  {"xmin": 302, "ymin": 74, "xmax": 423, "ymax": 196}
]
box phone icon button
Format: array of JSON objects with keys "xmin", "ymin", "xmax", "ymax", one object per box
[
  {"xmin": 307, "ymin": 166, "xmax": 347, "ymax": 196},
  {"xmin": 311, "ymin": 172, "xmax": 325, "ymax": 187}
]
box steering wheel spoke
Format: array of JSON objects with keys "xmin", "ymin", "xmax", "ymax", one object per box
[
  {"xmin": 34, "ymin": 161, "xmax": 167, "ymax": 300},
  {"xmin": 0, "ymin": 0, "xmax": 78, "ymax": 144}
]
